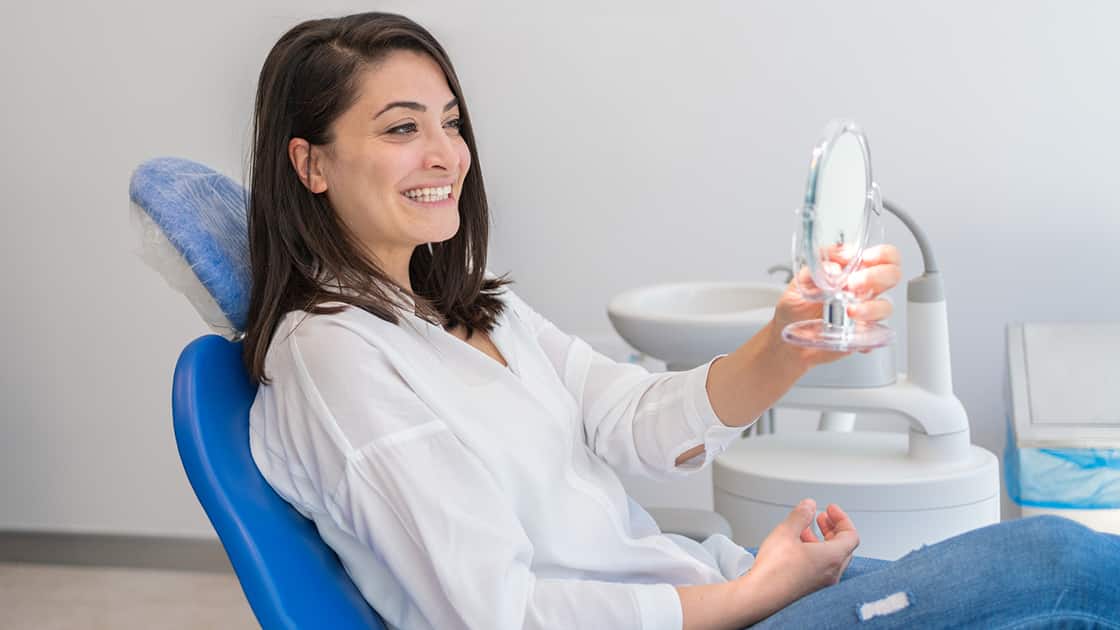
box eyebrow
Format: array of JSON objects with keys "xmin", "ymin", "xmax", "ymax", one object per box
[{"xmin": 374, "ymin": 97, "xmax": 459, "ymax": 119}]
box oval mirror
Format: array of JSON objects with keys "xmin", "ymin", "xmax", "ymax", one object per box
[{"xmin": 783, "ymin": 119, "xmax": 894, "ymax": 351}]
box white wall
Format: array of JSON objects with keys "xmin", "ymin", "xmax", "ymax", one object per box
[{"xmin": 2, "ymin": 0, "xmax": 1117, "ymax": 538}]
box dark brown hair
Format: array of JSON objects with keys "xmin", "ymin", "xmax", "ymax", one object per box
[{"xmin": 242, "ymin": 12, "xmax": 512, "ymax": 385}]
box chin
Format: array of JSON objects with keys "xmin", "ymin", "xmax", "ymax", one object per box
[
  {"xmin": 432, "ymin": 212, "xmax": 461, "ymax": 242},
  {"xmin": 414, "ymin": 225, "xmax": 459, "ymax": 247}
]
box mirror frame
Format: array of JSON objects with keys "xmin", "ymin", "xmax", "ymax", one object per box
[{"xmin": 799, "ymin": 119, "xmax": 877, "ymax": 293}]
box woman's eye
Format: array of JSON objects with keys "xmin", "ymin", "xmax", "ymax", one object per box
[
  {"xmin": 387, "ymin": 122, "xmax": 417, "ymax": 135},
  {"xmin": 443, "ymin": 118, "xmax": 463, "ymax": 132}
]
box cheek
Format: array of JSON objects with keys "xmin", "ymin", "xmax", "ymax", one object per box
[{"xmin": 456, "ymin": 140, "xmax": 472, "ymax": 177}]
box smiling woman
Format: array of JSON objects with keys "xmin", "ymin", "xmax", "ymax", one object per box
[
  {"xmin": 242, "ymin": 13, "xmax": 510, "ymax": 387},
  {"xmin": 240, "ymin": 11, "xmax": 1120, "ymax": 630}
]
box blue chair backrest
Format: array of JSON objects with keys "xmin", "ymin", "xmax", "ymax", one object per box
[
  {"xmin": 134, "ymin": 158, "xmax": 386, "ymax": 629},
  {"xmin": 173, "ymin": 335, "xmax": 384, "ymax": 629}
]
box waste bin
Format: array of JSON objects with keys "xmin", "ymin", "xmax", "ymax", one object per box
[{"xmin": 1005, "ymin": 322, "xmax": 1120, "ymax": 534}]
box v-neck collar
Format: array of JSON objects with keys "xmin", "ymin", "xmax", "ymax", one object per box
[{"xmin": 412, "ymin": 305, "xmax": 521, "ymax": 380}]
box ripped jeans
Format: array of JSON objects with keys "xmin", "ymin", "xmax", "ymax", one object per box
[{"xmin": 745, "ymin": 515, "xmax": 1120, "ymax": 629}]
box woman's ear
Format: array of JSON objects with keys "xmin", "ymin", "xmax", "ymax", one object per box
[{"xmin": 287, "ymin": 137, "xmax": 328, "ymax": 194}]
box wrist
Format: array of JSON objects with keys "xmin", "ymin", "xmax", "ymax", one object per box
[
  {"xmin": 761, "ymin": 320, "xmax": 811, "ymax": 378},
  {"xmin": 705, "ymin": 321, "xmax": 810, "ymax": 428},
  {"xmin": 727, "ymin": 570, "xmax": 775, "ymax": 628},
  {"xmin": 676, "ymin": 580, "xmax": 754, "ymax": 630}
]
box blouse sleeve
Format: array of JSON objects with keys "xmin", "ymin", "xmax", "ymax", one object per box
[
  {"xmin": 284, "ymin": 314, "xmax": 685, "ymax": 630},
  {"xmin": 502, "ymin": 289, "xmax": 750, "ymax": 481}
]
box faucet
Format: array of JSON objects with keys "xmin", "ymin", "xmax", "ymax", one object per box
[{"xmin": 767, "ymin": 264, "xmax": 794, "ymax": 284}]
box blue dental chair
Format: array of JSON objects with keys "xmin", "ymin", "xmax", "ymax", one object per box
[
  {"xmin": 131, "ymin": 157, "xmax": 731, "ymax": 630},
  {"xmin": 131, "ymin": 158, "xmax": 385, "ymax": 629},
  {"xmin": 173, "ymin": 335, "xmax": 384, "ymax": 629}
]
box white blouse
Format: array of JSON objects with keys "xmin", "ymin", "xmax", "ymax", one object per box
[{"xmin": 249, "ymin": 284, "xmax": 755, "ymax": 630}]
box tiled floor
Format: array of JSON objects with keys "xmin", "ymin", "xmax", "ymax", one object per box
[{"xmin": 0, "ymin": 562, "xmax": 258, "ymax": 629}]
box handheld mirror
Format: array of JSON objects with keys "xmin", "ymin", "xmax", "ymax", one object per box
[{"xmin": 782, "ymin": 119, "xmax": 895, "ymax": 351}]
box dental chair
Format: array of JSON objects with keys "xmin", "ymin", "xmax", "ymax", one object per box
[
  {"xmin": 174, "ymin": 335, "xmax": 384, "ymax": 629},
  {"xmin": 130, "ymin": 157, "xmax": 730, "ymax": 630}
]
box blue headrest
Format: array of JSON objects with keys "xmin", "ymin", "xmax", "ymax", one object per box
[{"xmin": 129, "ymin": 157, "xmax": 251, "ymax": 333}]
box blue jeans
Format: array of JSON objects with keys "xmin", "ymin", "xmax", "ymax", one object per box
[{"xmin": 744, "ymin": 515, "xmax": 1120, "ymax": 629}]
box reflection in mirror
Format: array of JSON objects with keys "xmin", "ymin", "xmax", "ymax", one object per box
[{"xmin": 813, "ymin": 132, "xmax": 867, "ymax": 290}]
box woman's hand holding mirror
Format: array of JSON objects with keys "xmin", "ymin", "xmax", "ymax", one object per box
[
  {"xmin": 841, "ymin": 244, "xmax": 901, "ymax": 318},
  {"xmin": 772, "ymin": 243, "xmax": 901, "ymax": 366}
]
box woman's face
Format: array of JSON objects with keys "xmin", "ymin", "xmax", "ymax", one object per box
[{"xmin": 314, "ymin": 50, "xmax": 470, "ymax": 272}]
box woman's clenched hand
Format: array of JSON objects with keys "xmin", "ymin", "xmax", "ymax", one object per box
[{"xmin": 730, "ymin": 499, "xmax": 861, "ymax": 626}]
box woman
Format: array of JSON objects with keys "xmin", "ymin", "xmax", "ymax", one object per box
[{"xmin": 243, "ymin": 12, "xmax": 1120, "ymax": 630}]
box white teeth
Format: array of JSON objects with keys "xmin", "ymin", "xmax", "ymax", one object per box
[{"xmin": 403, "ymin": 185, "xmax": 452, "ymax": 202}]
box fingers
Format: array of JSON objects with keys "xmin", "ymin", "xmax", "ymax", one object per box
[
  {"xmin": 823, "ymin": 504, "xmax": 860, "ymax": 554},
  {"xmin": 843, "ymin": 244, "xmax": 902, "ymax": 299},
  {"xmin": 817, "ymin": 510, "xmax": 833, "ymax": 538},
  {"xmin": 794, "ymin": 265, "xmax": 813, "ymax": 285},
  {"xmin": 782, "ymin": 501, "xmax": 857, "ymax": 547},
  {"xmin": 782, "ymin": 498, "xmax": 817, "ymax": 537},
  {"xmin": 800, "ymin": 527, "xmax": 819, "ymax": 543},
  {"xmin": 792, "ymin": 502, "xmax": 860, "ymax": 579},
  {"xmin": 847, "ymin": 298, "xmax": 893, "ymax": 322},
  {"xmin": 859, "ymin": 244, "xmax": 901, "ymax": 266},
  {"xmin": 823, "ymin": 243, "xmax": 860, "ymax": 265},
  {"xmin": 827, "ymin": 244, "xmax": 897, "ymax": 267},
  {"xmin": 826, "ymin": 504, "xmax": 855, "ymax": 533},
  {"xmin": 797, "ymin": 495, "xmax": 824, "ymax": 540},
  {"xmin": 828, "ymin": 528, "xmax": 860, "ymax": 557},
  {"xmin": 821, "ymin": 260, "xmax": 843, "ymax": 277},
  {"xmin": 846, "ymin": 264, "xmax": 902, "ymax": 299},
  {"xmin": 790, "ymin": 266, "xmax": 818, "ymax": 297}
]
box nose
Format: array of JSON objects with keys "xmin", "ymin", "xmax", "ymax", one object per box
[{"xmin": 422, "ymin": 125, "xmax": 459, "ymax": 172}]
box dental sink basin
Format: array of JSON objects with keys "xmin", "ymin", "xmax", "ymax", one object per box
[{"xmin": 607, "ymin": 282, "xmax": 785, "ymax": 370}]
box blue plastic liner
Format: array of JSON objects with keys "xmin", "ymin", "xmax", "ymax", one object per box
[
  {"xmin": 129, "ymin": 157, "xmax": 250, "ymax": 332},
  {"xmin": 1005, "ymin": 422, "xmax": 1120, "ymax": 509}
]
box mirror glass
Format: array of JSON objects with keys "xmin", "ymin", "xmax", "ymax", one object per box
[{"xmin": 811, "ymin": 132, "xmax": 868, "ymax": 290}]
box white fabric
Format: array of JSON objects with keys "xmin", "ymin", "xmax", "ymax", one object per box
[{"xmin": 249, "ymin": 285, "xmax": 755, "ymax": 630}]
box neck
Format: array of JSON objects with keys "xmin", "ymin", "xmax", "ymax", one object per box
[
  {"xmin": 389, "ymin": 268, "xmax": 413, "ymax": 294},
  {"xmin": 366, "ymin": 244, "xmax": 415, "ymax": 294}
]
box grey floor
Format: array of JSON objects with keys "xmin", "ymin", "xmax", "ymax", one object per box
[{"xmin": 0, "ymin": 562, "xmax": 258, "ymax": 629}]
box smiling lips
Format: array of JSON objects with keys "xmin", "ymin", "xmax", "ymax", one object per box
[{"xmin": 402, "ymin": 184, "xmax": 453, "ymax": 203}]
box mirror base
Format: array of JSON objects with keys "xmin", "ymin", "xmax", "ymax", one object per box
[{"xmin": 781, "ymin": 319, "xmax": 895, "ymax": 351}]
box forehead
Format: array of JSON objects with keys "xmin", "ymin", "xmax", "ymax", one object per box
[{"xmin": 354, "ymin": 50, "xmax": 455, "ymax": 109}]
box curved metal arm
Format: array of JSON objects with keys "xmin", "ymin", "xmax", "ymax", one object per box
[{"xmin": 882, "ymin": 198, "xmax": 938, "ymax": 274}]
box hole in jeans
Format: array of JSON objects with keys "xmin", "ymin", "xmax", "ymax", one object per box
[{"xmin": 857, "ymin": 592, "xmax": 912, "ymax": 621}]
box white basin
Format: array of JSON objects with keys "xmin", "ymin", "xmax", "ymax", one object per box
[{"xmin": 607, "ymin": 282, "xmax": 785, "ymax": 370}]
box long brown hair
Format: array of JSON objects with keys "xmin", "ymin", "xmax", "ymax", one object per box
[{"xmin": 243, "ymin": 12, "xmax": 512, "ymax": 385}]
